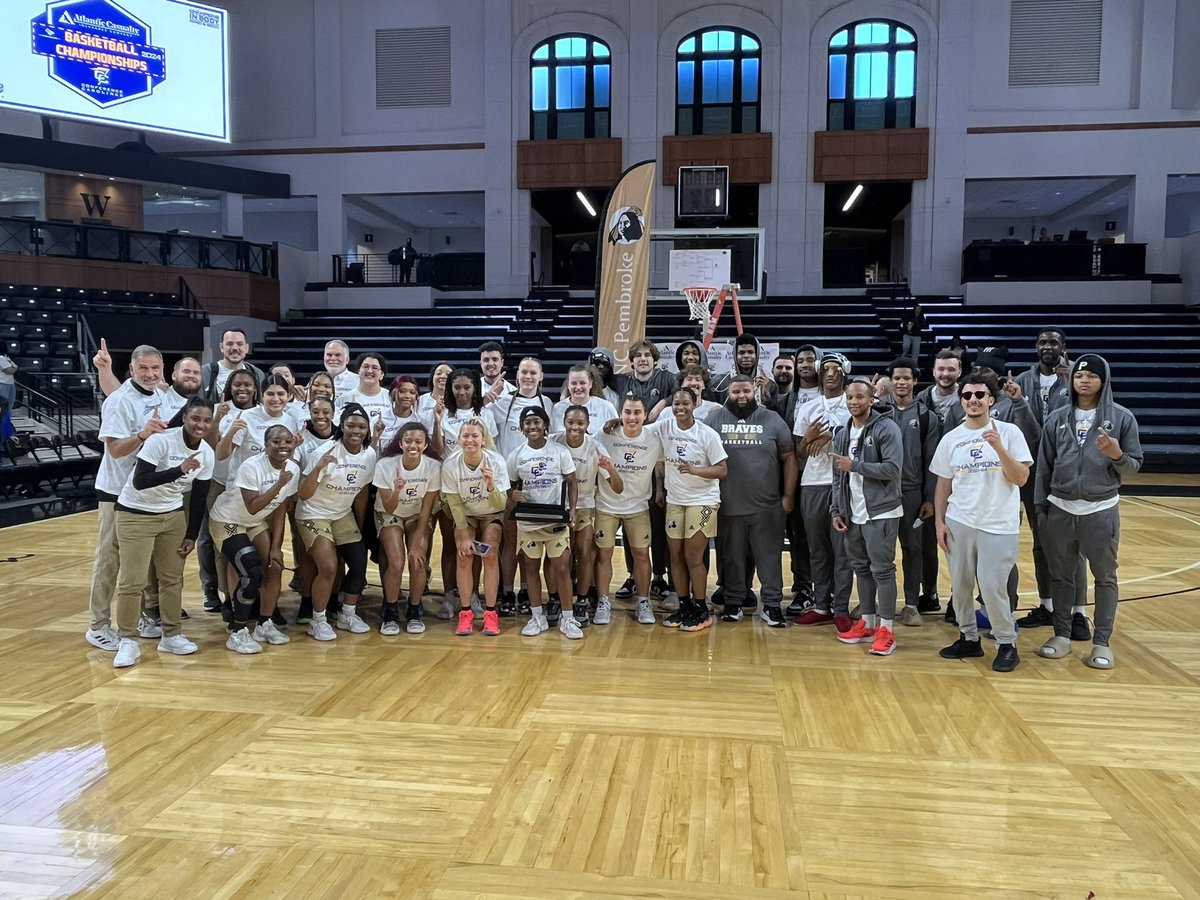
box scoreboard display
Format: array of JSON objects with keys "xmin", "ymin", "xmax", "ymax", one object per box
[{"xmin": 676, "ymin": 165, "xmax": 729, "ymax": 219}]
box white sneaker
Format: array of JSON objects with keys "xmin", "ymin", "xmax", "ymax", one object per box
[
  {"xmin": 406, "ymin": 616, "xmax": 426, "ymax": 634},
  {"xmin": 308, "ymin": 619, "xmax": 337, "ymax": 641},
  {"xmin": 252, "ymin": 620, "xmax": 290, "ymax": 645},
  {"xmin": 136, "ymin": 614, "xmax": 162, "ymax": 639},
  {"xmin": 336, "ymin": 612, "xmax": 370, "ymax": 634},
  {"xmin": 594, "ymin": 596, "xmax": 612, "ymax": 625},
  {"xmin": 157, "ymin": 634, "xmax": 198, "ymax": 655},
  {"xmin": 559, "ymin": 616, "xmax": 584, "ymax": 640},
  {"xmin": 113, "ymin": 638, "xmax": 140, "ymax": 668},
  {"xmin": 636, "ymin": 597, "xmax": 655, "ymax": 625},
  {"xmin": 470, "ymin": 593, "xmax": 484, "ymax": 616},
  {"xmin": 521, "ymin": 614, "xmax": 549, "ymax": 636},
  {"xmin": 226, "ymin": 628, "xmax": 263, "ymax": 654},
  {"xmin": 437, "ymin": 590, "xmax": 458, "ymax": 620},
  {"xmin": 380, "ymin": 619, "xmax": 401, "ymax": 636},
  {"xmin": 86, "ymin": 625, "xmax": 120, "ymax": 652}
]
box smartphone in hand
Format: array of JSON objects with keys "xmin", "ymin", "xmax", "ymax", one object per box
[{"xmin": 471, "ymin": 541, "xmax": 491, "ymax": 556}]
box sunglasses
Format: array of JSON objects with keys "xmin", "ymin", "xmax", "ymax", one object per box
[{"xmin": 960, "ymin": 390, "xmax": 990, "ymax": 400}]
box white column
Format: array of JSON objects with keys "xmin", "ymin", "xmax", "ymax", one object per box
[
  {"xmin": 1137, "ymin": 0, "xmax": 1175, "ymax": 114},
  {"xmin": 775, "ymin": 1, "xmax": 811, "ymax": 295},
  {"xmin": 316, "ymin": 191, "xmax": 348, "ymax": 283},
  {"xmin": 312, "ymin": 0, "xmax": 342, "ymax": 143},
  {"xmin": 1129, "ymin": 172, "xmax": 1169, "ymax": 273},
  {"xmin": 221, "ymin": 193, "xmax": 243, "ymax": 237},
  {"xmin": 483, "ymin": 0, "xmax": 525, "ymax": 298}
]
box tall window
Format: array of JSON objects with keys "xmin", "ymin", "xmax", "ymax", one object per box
[
  {"xmin": 676, "ymin": 28, "xmax": 761, "ymax": 135},
  {"xmin": 530, "ymin": 35, "xmax": 611, "ymax": 139},
  {"xmin": 827, "ymin": 21, "xmax": 916, "ymax": 130}
]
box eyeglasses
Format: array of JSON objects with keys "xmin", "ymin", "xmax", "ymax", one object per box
[{"xmin": 960, "ymin": 390, "xmax": 989, "ymax": 400}]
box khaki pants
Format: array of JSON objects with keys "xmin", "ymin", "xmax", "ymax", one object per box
[
  {"xmin": 115, "ymin": 510, "xmax": 186, "ymax": 639},
  {"xmin": 88, "ymin": 500, "xmax": 119, "ymax": 630}
]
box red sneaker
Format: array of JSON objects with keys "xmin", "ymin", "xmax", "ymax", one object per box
[
  {"xmin": 483, "ymin": 609, "xmax": 501, "ymax": 636},
  {"xmin": 794, "ymin": 609, "xmax": 835, "ymax": 627},
  {"xmin": 837, "ymin": 619, "xmax": 877, "ymax": 644},
  {"xmin": 869, "ymin": 625, "xmax": 896, "ymax": 656},
  {"xmin": 834, "ymin": 615, "xmax": 855, "ymax": 634},
  {"xmin": 455, "ymin": 609, "xmax": 475, "ymax": 636}
]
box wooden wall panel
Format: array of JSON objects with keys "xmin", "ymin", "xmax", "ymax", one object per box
[
  {"xmin": 44, "ymin": 174, "xmax": 144, "ymax": 229},
  {"xmin": 812, "ymin": 128, "xmax": 929, "ymax": 183},
  {"xmin": 661, "ymin": 133, "xmax": 773, "ymax": 184},
  {"xmin": 0, "ymin": 255, "xmax": 279, "ymax": 321},
  {"xmin": 516, "ymin": 138, "xmax": 624, "ymax": 190}
]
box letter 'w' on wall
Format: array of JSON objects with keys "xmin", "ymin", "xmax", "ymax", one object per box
[{"xmin": 594, "ymin": 160, "xmax": 656, "ymax": 374}]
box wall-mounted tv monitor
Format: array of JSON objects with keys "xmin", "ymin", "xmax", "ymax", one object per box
[{"xmin": 0, "ymin": 0, "xmax": 230, "ymax": 142}]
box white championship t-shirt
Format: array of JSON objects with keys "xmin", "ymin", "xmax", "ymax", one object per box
[
  {"xmin": 95, "ymin": 382, "xmax": 170, "ymax": 496},
  {"xmin": 372, "ymin": 454, "xmax": 441, "ymax": 519},
  {"xmin": 596, "ymin": 421, "xmax": 664, "ymax": 516},
  {"xmin": 440, "ymin": 448, "xmax": 511, "ymax": 517},
  {"xmin": 228, "ymin": 405, "xmax": 303, "ymax": 483},
  {"xmin": 438, "ymin": 407, "xmax": 499, "ymax": 453},
  {"xmin": 337, "ymin": 387, "xmax": 394, "ymax": 434},
  {"xmin": 552, "ymin": 396, "xmax": 619, "ymax": 436},
  {"xmin": 930, "ymin": 419, "xmax": 1033, "ymax": 533},
  {"xmin": 490, "ymin": 393, "xmax": 556, "ymax": 459},
  {"xmin": 551, "ymin": 433, "xmax": 610, "ymax": 510},
  {"xmin": 331, "ymin": 370, "xmax": 359, "ymax": 396},
  {"xmin": 378, "ymin": 410, "xmax": 434, "ymax": 451},
  {"xmin": 297, "ymin": 439, "xmax": 377, "ymax": 521},
  {"xmin": 793, "ymin": 393, "xmax": 851, "ymax": 487},
  {"xmin": 117, "ymin": 428, "xmax": 215, "ymax": 514},
  {"xmin": 211, "ymin": 454, "xmax": 301, "ymax": 527},
  {"xmin": 506, "ymin": 441, "xmax": 576, "ymax": 533},
  {"xmin": 657, "ymin": 418, "xmax": 728, "ymax": 506}
]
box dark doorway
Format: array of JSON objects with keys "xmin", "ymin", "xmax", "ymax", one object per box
[
  {"xmin": 531, "ymin": 188, "xmax": 607, "ymax": 288},
  {"xmin": 822, "ymin": 181, "xmax": 912, "ymax": 288}
]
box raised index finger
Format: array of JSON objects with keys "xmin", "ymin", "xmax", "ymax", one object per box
[{"xmin": 100, "ymin": 337, "xmax": 108, "ymax": 351}]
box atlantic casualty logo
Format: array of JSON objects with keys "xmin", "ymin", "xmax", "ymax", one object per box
[{"xmin": 607, "ymin": 206, "xmax": 645, "ymax": 245}]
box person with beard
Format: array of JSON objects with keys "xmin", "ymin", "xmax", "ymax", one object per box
[
  {"xmin": 792, "ymin": 352, "xmax": 854, "ymax": 634},
  {"xmin": 917, "ymin": 350, "xmax": 963, "ymax": 420},
  {"xmin": 771, "ymin": 354, "xmax": 795, "ymax": 404},
  {"xmin": 707, "ymin": 375, "xmax": 797, "ymax": 627},
  {"xmin": 201, "ymin": 329, "xmax": 265, "ymax": 401},
  {"xmin": 323, "ymin": 340, "xmax": 359, "ymax": 396},
  {"xmin": 933, "ymin": 370, "xmax": 1033, "ymax": 672},
  {"xmin": 1036, "ymin": 355, "xmax": 1142, "ymax": 669},
  {"xmin": 710, "ymin": 334, "xmax": 776, "ymax": 405},
  {"xmin": 777, "ymin": 344, "xmax": 821, "ymax": 614},
  {"xmin": 877, "ymin": 357, "xmax": 941, "ymax": 625},
  {"xmin": 479, "ymin": 340, "xmax": 515, "ymax": 406}
]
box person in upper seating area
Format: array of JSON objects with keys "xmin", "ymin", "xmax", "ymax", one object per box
[
  {"xmin": 899, "ymin": 303, "xmax": 927, "ymax": 365},
  {"xmin": 0, "ymin": 351, "xmax": 17, "ymax": 415},
  {"xmin": 479, "ymin": 340, "xmax": 515, "ymax": 405},
  {"xmin": 323, "ymin": 340, "xmax": 359, "ymax": 395},
  {"xmin": 1038, "ymin": 227, "xmax": 1052, "ymax": 242},
  {"xmin": 942, "ymin": 334, "xmax": 972, "ymax": 372},
  {"xmin": 1035, "ymin": 354, "xmax": 1143, "ymax": 670},
  {"xmin": 201, "ymin": 329, "xmax": 265, "ymax": 402}
]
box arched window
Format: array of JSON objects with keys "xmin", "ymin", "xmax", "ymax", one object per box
[
  {"xmin": 530, "ymin": 34, "xmax": 611, "ymax": 140},
  {"xmin": 675, "ymin": 28, "xmax": 761, "ymax": 135},
  {"xmin": 827, "ymin": 21, "xmax": 916, "ymax": 130}
]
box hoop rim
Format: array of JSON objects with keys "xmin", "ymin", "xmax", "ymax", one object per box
[{"xmin": 680, "ymin": 285, "xmax": 720, "ymax": 299}]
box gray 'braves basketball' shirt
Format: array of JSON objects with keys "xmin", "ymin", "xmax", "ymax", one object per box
[{"xmin": 708, "ymin": 404, "xmax": 793, "ymax": 516}]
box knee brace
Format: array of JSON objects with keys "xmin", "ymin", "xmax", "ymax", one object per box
[
  {"xmin": 229, "ymin": 541, "xmax": 263, "ymax": 605},
  {"xmin": 338, "ymin": 541, "xmax": 368, "ymax": 594}
]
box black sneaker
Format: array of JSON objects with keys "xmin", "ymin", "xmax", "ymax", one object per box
[
  {"xmin": 615, "ymin": 578, "xmax": 636, "ymax": 599},
  {"xmin": 270, "ymin": 608, "xmax": 288, "ymax": 629},
  {"xmin": 786, "ymin": 593, "xmax": 814, "ymax": 616},
  {"xmin": 1071, "ymin": 612, "xmax": 1092, "ymax": 641},
  {"xmin": 992, "ymin": 643, "xmax": 1020, "ymax": 672},
  {"xmin": 1016, "ymin": 605, "xmax": 1053, "ymax": 628},
  {"xmin": 760, "ymin": 605, "xmax": 787, "ymax": 628},
  {"xmin": 180, "ymin": 608, "xmax": 190, "ymax": 620},
  {"xmin": 944, "ymin": 602, "xmax": 957, "ymax": 625},
  {"xmin": 499, "ymin": 592, "xmax": 518, "ymax": 617},
  {"xmin": 295, "ymin": 596, "xmax": 313, "ymax": 625},
  {"xmin": 680, "ymin": 603, "xmax": 712, "ymax": 632},
  {"xmin": 517, "ymin": 588, "xmax": 531, "ymax": 615},
  {"xmin": 741, "ymin": 589, "xmax": 758, "ymax": 610},
  {"xmin": 571, "ymin": 600, "xmax": 591, "ymax": 628},
  {"xmin": 650, "ymin": 578, "xmax": 670, "ymax": 599},
  {"xmin": 663, "ymin": 598, "xmax": 694, "ymax": 628},
  {"xmin": 720, "ymin": 604, "xmax": 743, "ymax": 622},
  {"xmin": 327, "ymin": 597, "xmax": 343, "ymax": 620},
  {"xmin": 288, "ymin": 574, "xmax": 300, "ymax": 593},
  {"xmin": 662, "ymin": 610, "xmax": 685, "ymax": 628},
  {"xmin": 380, "ymin": 601, "xmax": 400, "ymax": 625},
  {"xmin": 144, "ymin": 607, "xmax": 162, "ymax": 625},
  {"xmin": 221, "ymin": 597, "xmax": 233, "ymax": 624},
  {"xmin": 203, "ymin": 591, "xmax": 222, "ymax": 614},
  {"xmin": 917, "ymin": 592, "xmax": 941, "ymax": 614},
  {"xmin": 545, "ymin": 596, "xmax": 562, "ymax": 626},
  {"xmin": 939, "ymin": 636, "xmax": 983, "ymax": 659}
]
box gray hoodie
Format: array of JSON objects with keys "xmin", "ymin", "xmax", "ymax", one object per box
[
  {"xmin": 1015, "ymin": 362, "xmax": 1071, "ymax": 425},
  {"xmin": 876, "ymin": 397, "xmax": 940, "ymax": 500},
  {"xmin": 829, "ymin": 409, "xmax": 904, "ymax": 522},
  {"xmin": 1034, "ymin": 355, "xmax": 1143, "ymax": 510}
]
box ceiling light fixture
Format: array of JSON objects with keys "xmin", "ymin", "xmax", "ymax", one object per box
[
  {"xmin": 576, "ymin": 191, "xmax": 596, "ymax": 217},
  {"xmin": 842, "ymin": 184, "xmax": 864, "ymax": 213}
]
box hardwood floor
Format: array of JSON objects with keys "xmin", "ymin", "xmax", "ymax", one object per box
[{"xmin": 1, "ymin": 494, "xmax": 1199, "ymax": 898}]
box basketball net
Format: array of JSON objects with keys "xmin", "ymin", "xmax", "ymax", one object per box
[{"xmin": 683, "ymin": 283, "xmax": 741, "ymax": 349}]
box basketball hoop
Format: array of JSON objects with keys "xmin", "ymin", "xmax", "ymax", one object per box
[{"xmin": 682, "ymin": 286, "xmax": 719, "ymax": 324}]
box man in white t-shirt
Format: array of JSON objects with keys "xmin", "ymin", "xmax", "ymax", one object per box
[
  {"xmin": 0, "ymin": 353, "xmax": 16, "ymax": 414},
  {"xmin": 202, "ymin": 328, "xmax": 265, "ymax": 401},
  {"xmin": 931, "ymin": 370, "xmax": 1033, "ymax": 672},
  {"xmin": 479, "ymin": 340, "xmax": 514, "ymax": 405},
  {"xmin": 323, "ymin": 340, "xmax": 359, "ymax": 395}
]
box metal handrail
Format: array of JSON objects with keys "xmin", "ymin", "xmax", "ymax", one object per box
[{"xmin": 18, "ymin": 380, "xmax": 75, "ymax": 436}]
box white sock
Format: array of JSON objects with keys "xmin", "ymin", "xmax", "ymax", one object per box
[
  {"xmin": 881, "ymin": 618, "xmax": 894, "ymax": 630},
  {"xmin": 865, "ymin": 614, "xmax": 878, "ymax": 629},
  {"xmin": 314, "ymin": 610, "xmax": 327, "ymax": 622},
  {"xmin": 342, "ymin": 604, "xmax": 356, "ymax": 618},
  {"xmin": 531, "ymin": 605, "xmax": 544, "ymax": 618},
  {"xmin": 1040, "ymin": 597, "xmax": 1053, "ymax": 610},
  {"xmin": 1072, "ymin": 605, "xmax": 1085, "ymax": 615}
]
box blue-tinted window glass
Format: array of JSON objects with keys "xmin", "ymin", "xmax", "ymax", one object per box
[
  {"xmin": 829, "ymin": 54, "xmax": 847, "ymax": 100},
  {"xmin": 741, "ymin": 34, "xmax": 759, "ymax": 51},
  {"xmin": 532, "ymin": 43, "xmax": 549, "ymax": 60},
  {"xmin": 556, "ymin": 65, "xmax": 586, "ymax": 108},
  {"xmin": 531, "ymin": 67, "xmax": 549, "ymax": 111},
  {"xmin": 554, "ymin": 37, "xmax": 572, "ymax": 58},
  {"xmin": 593, "ymin": 41, "xmax": 609, "ymax": 57},
  {"xmin": 701, "ymin": 30, "xmax": 719, "ymax": 52},
  {"xmin": 853, "ymin": 51, "xmax": 889, "ymax": 99},
  {"xmin": 896, "ymin": 28, "xmax": 915, "ymax": 45},
  {"xmin": 741, "ymin": 57, "xmax": 759, "ymax": 102},
  {"xmin": 830, "ymin": 29, "xmax": 848, "ymax": 47},
  {"xmin": 679, "ymin": 36, "xmax": 695, "ymax": 54},
  {"xmin": 677, "ymin": 60, "xmax": 694, "ymax": 104},
  {"xmin": 702, "ymin": 58, "xmax": 734, "ymax": 103},
  {"xmin": 594, "ymin": 64, "xmax": 610, "ymax": 107},
  {"xmin": 895, "ymin": 50, "xmax": 915, "ymax": 98},
  {"xmin": 719, "ymin": 30, "xmax": 735, "ymax": 52},
  {"xmin": 853, "ymin": 22, "xmax": 889, "ymax": 44}
]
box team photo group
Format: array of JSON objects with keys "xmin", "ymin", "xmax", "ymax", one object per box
[{"xmin": 83, "ymin": 323, "xmax": 1142, "ymax": 675}]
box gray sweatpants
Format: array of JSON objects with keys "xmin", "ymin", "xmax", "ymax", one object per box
[
  {"xmin": 844, "ymin": 517, "xmax": 900, "ymax": 620},
  {"xmin": 719, "ymin": 506, "xmax": 785, "ymax": 607},
  {"xmin": 801, "ymin": 484, "xmax": 852, "ymax": 615},
  {"xmin": 1042, "ymin": 504, "xmax": 1120, "ymax": 646},
  {"xmin": 946, "ymin": 517, "xmax": 1019, "ymax": 643}
]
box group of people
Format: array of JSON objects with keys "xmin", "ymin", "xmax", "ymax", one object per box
[{"xmin": 80, "ymin": 324, "xmax": 1142, "ymax": 673}]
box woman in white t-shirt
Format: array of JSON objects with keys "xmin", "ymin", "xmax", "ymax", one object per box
[
  {"xmin": 290, "ymin": 394, "xmax": 336, "ymax": 624},
  {"xmin": 373, "ymin": 422, "xmax": 441, "ymax": 636},
  {"xmin": 297, "ymin": 403, "xmax": 377, "ymax": 642},
  {"xmin": 339, "ymin": 352, "xmax": 394, "ymax": 436},
  {"xmin": 657, "ymin": 388, "xmax": 728, "ymax": 631},
  {"xmin": 209, "ymin": 424, "xmax": 300, "ymax": 654},
  {"xmin": 269, "ymin": 362, "xmax": 307, "ymax": 409},
  {"xmin": 378, "ymin": 374, "xmax": 432, "ymax": 449},
  {"xmin": 552, "ymin": 365, "xmax": 618, "ymax": 436},
  {"xmin": 432, "ymin": 367, "xmax": 498, "ymax": 455},
  {"xmin": 650, "ymin": 365, "xmax": 723, "ymax": 423},
  {"xmin": 417, "ymin": 362, "xmax": 452, "ymax": 420},
  {"xmin": 307, "ymin": 370, "xmax": 335, "ymax": 407},
  {"xmin": 440, "ymin": 417, "xmax": 510, "ymax": 637},
  {"xmin": 553, "ymin": 404, "xmax": 623, "ymax": 628},
  {"xmin": 219, "ymin": 374, "xmax": 303, "ymax": 485},
  {"xmin": 111, "ymin": 397, "xmax": 216, "ymax": 669}
]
